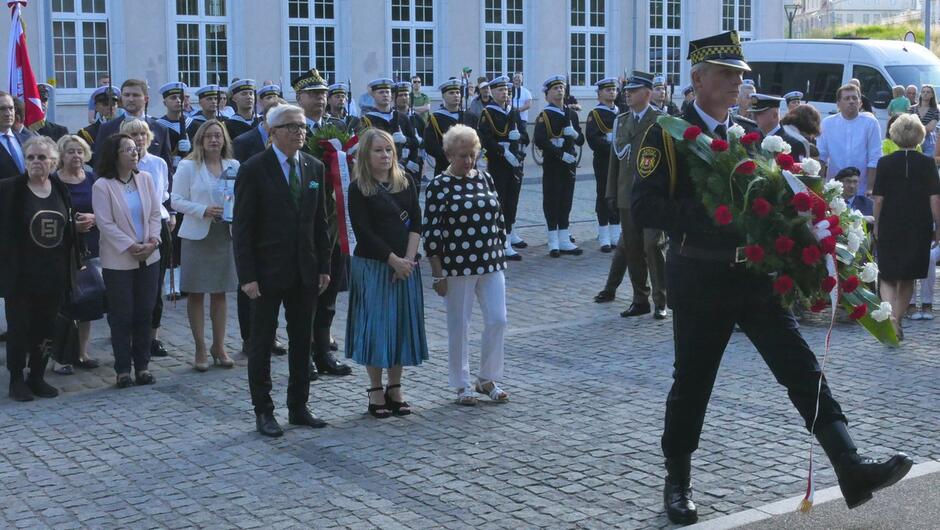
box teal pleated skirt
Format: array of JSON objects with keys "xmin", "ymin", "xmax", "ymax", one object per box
[{"xmin": 345, "ymin": 256, "xmax": 429, "ymax": 368}]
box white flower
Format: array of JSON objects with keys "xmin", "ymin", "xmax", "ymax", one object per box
[
  {"xmin": 860, "ymin": 262, "xmax": 879, "ymax": 283},
  {"xmin": 829, "ymin": 196, "xmax": 847, "ymax": 216},
  {"xmin": 801, "ymin": 158, "xmax": 822, "ymax": 177},
  {"xmin": 847, "ymin": 230, "xmax": 863, "ymax": 253},
  {"xmin": 727, "ymin": 123, "xmax": 745, "ymax": 139},
  {"xmin": 761, "ymin": 135, "xmax": 786, "ymax": 153},
  {"xmin": 782, "ymin": 142, "xmax": 792, "ymax": 154},
  {"xmin": 823, "ymin": 179, "xmax": 844, "ymax": 196},
  {"xmin": 870, "ymin": 302, "xmax": 893, "ymax": 322}
]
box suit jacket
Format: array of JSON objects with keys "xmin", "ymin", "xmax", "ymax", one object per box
[
  {"xmin": 232, "ymin": 147, "xmax": 331, "ymax": 292},
  {"xmin": 92, "ymin": 171, "xmax": 163, "ymax": 270},
  {"xmin": 606, "ymin": 106, "xmax": 661, "ymax": 209},
  {"xmin": 170, "ymin": 158, "xmax": 241, "ymax": 240},
  {"xmin": 93, "ymin": 115, "xmax": 173, "ymax": 168},
  {"xmin": 0, "ymin": 129, "xmax": 32, "ymax": 179},
  {"xmin": 233, "ymin": 127, "xmax": 267, "ymax": 164}
]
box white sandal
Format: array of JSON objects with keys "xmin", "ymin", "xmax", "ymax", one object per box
[
  {"xmin": 456, "ymin": 387, "xmax": 478, "ymax": 406},
  {"xmin": 474, "ymin": 380, "xmax": 509, "ymax": 402}
]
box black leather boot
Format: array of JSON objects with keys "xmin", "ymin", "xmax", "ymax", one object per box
[
  {"xmin": 816, "ymin": 421, "xmax": 914, "ymax": 509},
  {"xmin": 663, "ymin": 455, "xmax": 698, "ymax": 525}
]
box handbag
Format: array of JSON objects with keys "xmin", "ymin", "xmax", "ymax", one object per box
[
  {"xmin": 48, "ymin": 313, "xmax": 80, "ymax": 366},
  {"xmin": 69, "ymin": 257, "xmax": 106, "ymax": 322}
]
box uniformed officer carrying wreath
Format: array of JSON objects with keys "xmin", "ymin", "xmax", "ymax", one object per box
[{"xmin": 630, "ymin": 31, "xmax": 913, "ymax": 526}]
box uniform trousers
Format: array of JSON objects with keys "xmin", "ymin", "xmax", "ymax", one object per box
[
  {"xmin": 542, "ymin": 164, "xmax": 575, "ymax": 230},
  {"xmin": 490, "ymin": 164, "xmax": 521, "ymax": 234},
  {"xmin": 593, "ymin": 156, "xmax": 619, "ymax": 226},
  {"xmin": 661, "ymin": 255, "xmax": 847, "ymax": 458},
  {"xmin": 616, "ymin": 207, "xmax": 666, "ymax": 307},
  {"xmin": 445, "ymin": 271, "xmax": 507, "ymax": 390},
  {"xmin": 312, "ymin": 275, "xmax": 339, "ymax": 356}
]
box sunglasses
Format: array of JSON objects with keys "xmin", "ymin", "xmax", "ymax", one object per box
[{"xmin": 26, "ymin": 154, "xmax": 50, "ymax": 161}]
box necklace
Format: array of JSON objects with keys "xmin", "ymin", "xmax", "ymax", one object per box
[{"xmin": 121, "ymin": 176, "xmax": 136, "ymax": 193}]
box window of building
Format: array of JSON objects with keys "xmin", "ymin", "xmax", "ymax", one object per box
[
  {"xmin": 389, "ymin": 0, "xmax": 435, "ymax": 86},
  {"xmin": 569, "ymin": 0, "xmax": 606, "ymax": 87},
  {"xmin": 51, "ymin": 0, "xmax": 109, "ymax": 90},
  {"xmin": 483, "ymin": 0, "xmax": 524, "ymax": 79},
  {"xmin": 721, "ymin": 0, "xmax": 752, "ymax": 40},
  {"xmin": 174, "ymin": 0, "xmax": 230, "ymax": 88},
  {"xmin": 287, "ymin": 0, "xmax": 337, "ymax": 84},
  {"xmin": 648, "ymin": 0, "xmax": 682, "ymax": 86}
]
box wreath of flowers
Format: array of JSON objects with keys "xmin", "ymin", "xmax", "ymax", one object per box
[{"xmin": 659, "ymin": 116, "xmax": 897, "ymax": 346}]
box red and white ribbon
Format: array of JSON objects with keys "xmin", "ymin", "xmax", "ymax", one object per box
[{"xmin": 320, "ymin": 135, "xmax": 358, "ymax": 255}]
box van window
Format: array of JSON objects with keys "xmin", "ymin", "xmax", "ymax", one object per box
[
  {"xmin": 885, "ymin": 65, "xmax": 940, "ymax": 90},
  {"xmin": 747, "ymin": 62, "xmax": 844, "ymax": 103},
  {"xmin": 852, "ymin": 65, "xmax": 892, "ymax": 107}
]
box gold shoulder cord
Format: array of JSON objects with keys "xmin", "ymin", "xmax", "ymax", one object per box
[
  {"xmin": 360, "ymin": 115, "xmax": 372, "ymax": 130},
  {"xmin": 430, "ymin": 113, "xmax": 444, "ymax": 140},
  {"xmin": 590, "ymin": 110, "xmax": 612, "ymax": 134},
  {"xmin": 78, "ymin": 129, "xmax": 94, "ymax": 146},
  {"xmin": 661, "ymin": 128, "xmax": 678, "ymax": 197},
  {"xmin": 539, "ymin": 111, "xmax": 562, "ymax": 139},
  {"xmin": 483, "ymin": 109, "xmax": 510, "ymax": 137}
]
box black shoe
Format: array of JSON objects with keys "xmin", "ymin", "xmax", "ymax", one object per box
[
  {"xmin": 27, "ymin": 378, "xmax": 59, "ymax": 398},
  {"xmin": 511, "ymin": 240, "xmax": 528, "ymax": 249},
  {"xmin": 367, "ymin": 387, "xmax": 392, "ymax": 419},
  {"xmin": 150, "ymin": 339, "xmax": 169, "ymax": 358},
  {"xmin": 559, "ymin": 248, "xmax": 583, "ymax": 256},
  {"xmin": 385, "ymin": 384, "xmax": 412, "ymax": 416},
  {"xmin": 653, "ymin": 307, "xmax": 668, "ymax": 320},
  {"xmin": 315, "ymin": 354, "xmax": 352, "ymax": 376},
  {"xmin": 308, "ymin": 363, "xmax": 320, "ymax": 381},
  {"xmin": 271, "ymin": 341, "xmax": 287, "ymax": 356},
  {"xmin": 255, "ymin": 411, "xmax": 284, "ymax": 437},
  {"xmin": 663, "ymin": 456, "xmax": 698, "ymax": 525},
  {"xmin": 600, "ymin": 244, "xmax": 613, "ymax": 253},
  {"xmin": 116, "ymin": 374, "xmax": 135, "ymax": 389},
  {"xmin": 834, "ymin": 452, "xmax": 914, "ymax": 508},
  {"xmin": 621, "ymin": 303, "xmax": 651, "ymax": 318},
  {"xmin": 506, "ymin": 253, "xmax": 522, "ymax": 261},
  {"xmin": 594, "ymin": 290, "xmax": 615, "ymax": 303},
  {"xmin": 135, "ymin": 371, "xmax": 156, "ymax": 386},
  {"xmin": 329, "ymin": 337, "xmax": 338, "ymax": 351},
  {"xmin": 288, "ymin": 407, "xmax": 327, "ymax": 428},
  {"xmin": 9, "ymin": 377, "xmax": 33, "ymax": 402},
  {"xmin": 549, "ymin": 249, "xmax": 561, "ymax": 258}
]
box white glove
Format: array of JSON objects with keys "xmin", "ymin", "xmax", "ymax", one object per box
[
  {"xmin": 415, "ymin": 134, "xmax": 423, "ymax": 145},
  {"xmin": 561, "ymin": 152, "xmax": 577, "ymax": 165},
  {"xmin": 550, "ymin": 138, "xmax": 564, "ymax": 148},
  {"xmin": 177, "ymin": 139, "xmax": 192, "ymax": 153},
  {"xmin": 508, "ymin": 129, "xmax": 521, "ymax": 141},
  {"xmin": 605, "ymin": 132, "xmax": 614, "ymax": 143},
  {"xmin": 503, "ymin": 148, "xmax": 521, "ymax": 168},
  {"xmin": 406, "ymin": 160, "xmax": 420, "ymax": 173},
  {"xmin": 401, "ymin": 148, "xmax": 411, "ymax": 160},
  {"xmin": 563, "ymin": 126, "xmax": 578, "ymax": 139},
  {"xmin": 392, "ymin": 131, "xmax": 407, "ymax": 144}
]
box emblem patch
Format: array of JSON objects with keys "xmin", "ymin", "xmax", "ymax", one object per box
[{"xmin": 637, "ymin": 147, "xmax": 661, "ymax": 178}]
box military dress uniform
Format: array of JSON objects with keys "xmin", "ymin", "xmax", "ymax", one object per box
[
  {"xmin": 784, "ymin": 90, "xmax": 804, "ymax": 110},
  {"xmin": 155, "ymin": 82, "xmax": 194, "ymax": 166},
  {"xmin": 326, "ymin": 83, "xmax": 361, "ymax": 131},
  {"xmin": 393, "ymin": 81, "xmax": 426, "ymax": 182},
  {"xmin": 652, "ymin": 76, "xmax": 681, "ymax": 117},
  {"xmin": 358, "ymin": 78, "xmax": 421, "ymax": 185},
  {"xmin": 424, "ymin": 79, "xmax": 467, "ymax": 173},
  {"xmin": 187, "ymin": 85, "xmax": 222, "ymax": 138},
  {"xmin": 534, "ymin": 75, "xmax": 584, "ymax": 256},
  {"xmin": 630, "ymin": 31, "xmax": 913, "ymax": 526},
  {"xmin": 585, "ymin": 77, "xmax": 620, "ymax": 251},
  {"xmin": 223, "ymin": 79, "xmax": 260, "ymax": 140},
  {"xmin": 36, "ymin": 84, "xmax": 68, "ymax": 142},
  {"xmin": 751, "ymin": 93, "xmax": 807, "ymax": 161},
  {"xmin": 77, "ymin": 86, "xmax": 120, "ymax": 147}
]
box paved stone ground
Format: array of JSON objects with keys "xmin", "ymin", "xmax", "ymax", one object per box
[{"xmin": 1, "ymin": 166, "xmax": 938, "ymax": 529}]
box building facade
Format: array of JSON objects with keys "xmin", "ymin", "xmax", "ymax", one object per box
[
  {"xmin": 6, "ymin": 0, "xmax": 784, "ymax": 130},
  {"xmin": 794, "ymin": 0, "xmax": 920, "ymax": 37}
]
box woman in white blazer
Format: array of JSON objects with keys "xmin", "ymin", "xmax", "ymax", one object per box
[
  {"xmin": 170, "ymin": 119, "xmax": 238, "ymax": 371},
  {"xmin": 92, "ymin": 134, "xmax": 163, "ymax": 388}
]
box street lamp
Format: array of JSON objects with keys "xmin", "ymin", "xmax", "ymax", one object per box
[{"xmin": 784, "ymin": 3, "xmax": 802, "ymax": 39}]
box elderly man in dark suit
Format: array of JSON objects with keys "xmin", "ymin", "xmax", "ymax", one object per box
[
  {"xmin": 0, "ymin": 91, "xmax": 31, "ymax": 179},
  {"xmin": 92, "ymin": 79, "xmax": 172, "ymax": 167},
  {"xmin": 233, "ymin": 103, "xmax": 332, "ymax": 437}
]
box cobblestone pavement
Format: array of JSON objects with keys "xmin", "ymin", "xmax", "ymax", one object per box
[{"xmin": 1, "ymin": 170, "xmax": 938, "ymax": 529}]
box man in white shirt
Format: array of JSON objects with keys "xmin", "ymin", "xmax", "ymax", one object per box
[
  {"xmin": 511, "ymin": 73, "xmax": 533, "ymax": 123},
  {"xmin": 817, "ymin": 83, "xmax": 882, "ymax": 194}
]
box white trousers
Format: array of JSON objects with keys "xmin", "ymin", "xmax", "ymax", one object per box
[
  {"xmin": 445, "ymin": 271, "xmax": 507, "ymax": 390},
  {"xmin": 912, "ymin": 245, "xmax": 940, "ymax": 306}
]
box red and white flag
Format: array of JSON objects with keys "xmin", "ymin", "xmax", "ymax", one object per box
[{"xmin": 6, "ymin": 0, "xmax": 44, "ymax": 129}]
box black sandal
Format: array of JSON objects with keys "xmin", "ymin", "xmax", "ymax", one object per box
[
  {"xmin": 367, "ymin": 387, "xmax": 391, "ymax": 418},
  {"xmin": 385, "ymin": 384, "xmax": 412, "ymax": 416},
  {"xmin": 116, "ymin": 374, "xmax": 135, "ymax": 389}
]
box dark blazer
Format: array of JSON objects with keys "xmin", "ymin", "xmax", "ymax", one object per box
[
  {"xmin": 0, "ymin": 129, "xmax": 32, "ymax": 179},
  {"xmin": 93, "ymin": 115, "xmax": 172, "ymax": 167},
  {"xmin": 36, "ymin": 121, "xmax": 69, "ymax": 142},
  {"xmin": 233, "ymin": 147, "xmax": 331, "ymax": 292},
  {"xmin": 233, "ymin": 127, "xmax": 266, "ymax": 164}
]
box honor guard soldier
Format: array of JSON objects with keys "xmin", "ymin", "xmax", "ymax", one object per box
[
  {"xmin": 187, "ymin": 84, "xmax": 223, "ymax": 138},
  {"xmin": 257, "ymin": 84, "xmax": 283, "ymax": 113},
  {"xmin": 731, "ymin": 78, "xmax": 755, "ymax": 118},
  {"xmin": 630, "ymin": 30, "xmax": 913, "ymax": 526},
  {"xmin": 585, "ymin": 77, "xmax": 620, "ymax": 252},
  {"xmin": 424, "ymin": 78, "xmax": 466, "ymax": 175},
  {"xmin": 477, "ymin": 75, "xmax": 529, "ymax": 259},
  {"xmin": 652, "ymin": 76, "xmax": 680, "ymax": 117},
  {"xmin": 291, "ymin": 69, "xmax": 341, "ymax": 134},
  {"xmin": 155, "ymin": 81, "xmax": 194, "ymax": 164},
  {"xmin": 359, "ymin": 78, "xmax": 421, "ymax": 184},
  {"xmin": 224, "ymin": 78, "xmax": 259, "ymax": 140},
  {"xmin": 534, "ymin": 74, "xmax": 584, "ymax": 257},
  {"xmin": 35, "ymin": 84, "xmax": 68, "ymax": 141},
  {"xmin": 77, "ymin": 85, "xmax": 120, "ymax": 147},
  {"xmin": 393, "ymin": 81, "xmax": 425, "ymax": 182},
  {"xmin": 326, "ymin": 83, "xmax": 360, "ymax": 131},
  {"xmin": 750, "ymin": 93, "xmax": 807, "ymax": 161},
  {"xmin": 680, "ymin": 85, "xmax": 695, "ymax": 114},
  {"xmin": 784, "ymin": 90, "xmax": 804, "ymax": 111}
]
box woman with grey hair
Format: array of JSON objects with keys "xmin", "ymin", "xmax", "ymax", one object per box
[
  {"xmin": 422, "ymin": 124, "xmax": 509, "ymax": 405},
  {"xmin": 873, "ymin": 113, "xmax": 940, "ymax": 340}
]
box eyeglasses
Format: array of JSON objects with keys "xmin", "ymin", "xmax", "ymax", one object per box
[
  {"xmin": 119, "ymin": 147, "xmax": 140, "ymax": 154},
  {"xmin": 26, "ymin": 154, "xmax": 49, "ymax": 161},
  {"xmin": 275, "ymin": 123, "xmax": 306, "ymax": 133}
]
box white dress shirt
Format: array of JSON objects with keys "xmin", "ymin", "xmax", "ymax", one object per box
[
  {"xmin": 817, "ymin": 113, "xmax": 882, "ymax": 193},
  {"xmin": 137, "ymin": 153, "xmax": 170, "ymax": 219}
]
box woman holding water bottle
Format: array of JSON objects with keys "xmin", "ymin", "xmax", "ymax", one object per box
[{"xmin": 170, "ymin": 119, "xmax": 238, "ymax": 371}]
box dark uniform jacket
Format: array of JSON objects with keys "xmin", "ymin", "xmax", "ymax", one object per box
[
  {"xmin": 155, "ymin": 114, "xmax": 193, "ymax": 153},
  {"xmin": 477, "ymin": 103, "xmax": 528, "ymax": 179},
  {"xmin": 327, "ymin": 111, "xmax": 360, "ymax": 132},
  {"xmin": 358, "ymin": 109, "xmax": 420, "ymax": 178},
  {"xmin": 585, "ymin": 103, "xmax": 618, "ymax": 186},
  {"xmin": 768, "ymin": 125, "xmax": 806, "ymax": 162},
  {"xmin": 77, "ymin": 120, "xmax": 103, "ymax": 149},
  {"xmin": 424, "ymin": 107, "xmax": 467, "ymax": 174},
  {"xmin": 533, "ymin": 103, "xmax": 584, "ymax": 176},
  {"xmin": 605, "ymin": 105, "xmax": 661, "ymax": 209},
  {"xmin": 36, "ymin": 121, "xmax": 68, "ymax": 142},
  {"xmin": 224, "ymin": 113, "xmax": 260, "ymax": 140},
  {"xmin": 233, "ymin": 125, "xmax": 267, "ymax": 164}
]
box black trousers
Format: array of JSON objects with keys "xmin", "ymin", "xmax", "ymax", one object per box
[
  {"xmin": 592, "ymin": 155, "xmax": 618, "ymax": 226},
  {"xmin": 151, "ymin": 219, "xmax": 171, "ymax": 329},
  {"xmin": 103, "ymin": 263, "xmax": 160, "ymax": 375},
  {"xmin": 542, "ymin": 163, "xmax": 575, "ymax": 231},
  {"xmin": 237, "ymin": 290, "xmax": 253, "ymax": 341},
  {"xmin": 246, "ymin": 282, "xmax": 317, "ymax": 415},
  {"xmin": 490, "ymin": 163, "xmax": 522, "ymax": 234},
  {"xmin": 661, "ymin": 256, "xmax": 847, "ymax": 458},
  {"xmin": 5, "ymin": 290, "xmax": 63, "ymax": 378},
  {"xmin": 311, "ymin": 276, "xmax": 339, "ymax": 357}
]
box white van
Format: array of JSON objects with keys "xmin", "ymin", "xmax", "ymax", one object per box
[{"xmin": 742, "ymin": 38, "xmax": 940, "ymax": 124}]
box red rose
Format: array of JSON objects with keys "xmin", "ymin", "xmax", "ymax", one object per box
[
  {"xmin": 820, "ymin": 235, "xmax": 837, "ymax": 254},
  {"xmin": 711, "ymin": 138, "xmax": 730, "ymax": 152},
  {"xmin": 751, "ymin": 197, "xmax": 772, "ymax": 218},
  {"xmin": 821, "ymin": 276, "xmax": 838, "ymax": 292},
  {"xmin": 737, "ymin": 160, "xmax": 757, "ymax": 175},
  {"xmin": 830, "ymin": 225, "xmax": 844, "ymax": 237},
  {"xmin": 849, "ymin": 304, "xmax": 868, "ymax": 320},
  {"xmin": 773, "ymin": 275, "xmax": 795, "ymax": 295},
  {"xmin": 791, "ymin": 192, "xmax": 812, "ymax": 212},
  {"xmin": 810, "ymin": 299, "xmax": 829, "ymax": 313},
  {"xmin": 801, "ymin": 245, "xmax": 822, "ymax": 265},
  {"xmin": 811, "ymin": 196, "xmax": 828, "ymax": 221},
  {"xmin": 775, "ymin": 235, "xmax": 795, "ymax": 255},
  {"xmin": 827, "ymin": 215, "xmax": 841, "ymax": 228},
  {"xmin": 744, "ymin": 244, "xmax": 765, "ymax": 263},
  {"xmin": 683, "ymin": 126, "xmax": 702, "ymax": 141},
  {"xmin": 791, "ymin": 163, "xmax": 803, "ymax": 174},
  {"xmin": 741, "ymin": 132, "xmax": 761, "ymax": 145},
  {"xmin": 776, "ymin": 153, "xmax": 795, "ymax": 170},
  {"xmin": 714, "ymin": 205, "xmax": 733, "ymax": 225},
  {"xmin": 841, "ymin": 275, "xmax": 860, "ymax": 293}
]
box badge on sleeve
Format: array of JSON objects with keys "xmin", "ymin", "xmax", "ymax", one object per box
[{"xmin": 637, "ymin": 147, "xmax": 661, "ymax": 178}]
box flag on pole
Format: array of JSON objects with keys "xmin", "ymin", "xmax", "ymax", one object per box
[{"xmin": 7, "ymin": 0, "xmax": 44, "ymax": 129}]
